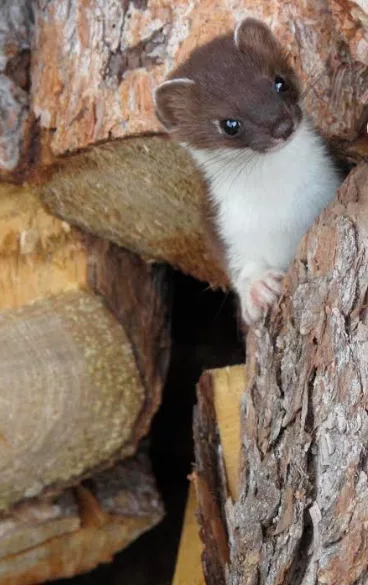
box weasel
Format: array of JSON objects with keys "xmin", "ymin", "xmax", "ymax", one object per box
[{"xmin": 154, "ymin": 18, "xmax": 341, "ymax": 324}]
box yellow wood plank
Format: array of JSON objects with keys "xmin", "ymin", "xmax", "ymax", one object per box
[
  {"xmin": 172, "ymin": 481, "xmax": 205, "ymax": 585},
  {"xmin": 173, "ymin": 365, "xmax": 246, "ymax": 583},
  {"xmin": 212, "ymin": 365, "xmax": 246, "ymax": 502}
]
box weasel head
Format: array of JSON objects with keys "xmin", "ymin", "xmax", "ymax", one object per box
[{"xmin": 154, "ymin": 18, "xmax": 302, "ymax": 153}]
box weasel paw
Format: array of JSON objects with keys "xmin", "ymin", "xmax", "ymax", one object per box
[{"xmin": 241, "ymin": 270, "xmax": 284, "ymax": 325}]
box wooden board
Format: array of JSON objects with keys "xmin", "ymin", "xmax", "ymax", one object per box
[
  {"xmin": 173, "ymin": 364, "xmax": 246, "ymax": 584},
  {"xmin": 172, "ymin": 482, "xmax": 204, "ymax": 585},
  {"xmin": 212, "ymin": 365, "xmax": 246, "ymax": 502}
]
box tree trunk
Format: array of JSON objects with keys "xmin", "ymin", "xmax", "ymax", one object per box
[
  {"xmin": 30, "ymin": 0, "xmax": 366, "ymax": 160},
  {"xmin": 194, "ymin": 163, "xmax": 368, "ymax": 585}
]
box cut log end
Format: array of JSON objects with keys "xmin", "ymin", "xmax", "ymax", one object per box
[{"xmin": 42, "ymin": 137, "xmax": 228, "ymax": 288}]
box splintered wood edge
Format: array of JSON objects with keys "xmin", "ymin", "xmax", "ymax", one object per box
[
  {"xmin": 0, "ymin": 182, "xmax": 88, "ymax": 310},
  {"xmin": 211, "ymin": 365, "xmax": 246, "ymax": 502},
  {"xmin": 172, "ymin": 482, "xmax": 205, "ymax": 585},
  {"xmin": 174, "ymin": 365, "xmax": 246, "ymax": 584},
  {"xmin": 0, "ymin": 456, "xmax": 164, "ymax": 585}
]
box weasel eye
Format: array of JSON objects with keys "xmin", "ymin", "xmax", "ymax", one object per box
[
  {"xmin": 219, "ymin": 119, "xmax": 242, "ymax": 136},
  {"xmin": 274, "ymin": 75, "xmax": 289, "ymax": 93}
]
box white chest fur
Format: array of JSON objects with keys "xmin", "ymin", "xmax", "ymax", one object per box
[
  {"xmin": 186, "ymin": 121, "xmax": 341, "ymax": 323},
  {"xmin": 188, "ymin": 121, "xmax": 340, "ymax": 280}
]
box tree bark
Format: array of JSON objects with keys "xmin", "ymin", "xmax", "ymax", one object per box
[
  {"xmin": 0, "ymin": 0, "xmax": 33, "ymax": 178},
  {"xmin": 30, "ymin": 0, "xmax": 367, "ymax": 163},
  {"xmin": 27, "ymin": 0, "xmax": 365, "ymax": 287},
  {"xmin": 1, "ymin": 2, "xmax": 367, "ymax": 582},
  {"xmin": 194, "ymin": 163, "xmax": 368, "ymax": 585},
  {"xmin": 3, "ymin": 1, "xmax": 367, "ymax": 285}
]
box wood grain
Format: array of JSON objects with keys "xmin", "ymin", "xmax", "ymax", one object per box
[
  {"xmin": 172, "ymin": 482, "xmax": 205, "ymax": 585},
  {"xmin": 42, "ymin": 137, "xmax": 227, "ymax": 288}
]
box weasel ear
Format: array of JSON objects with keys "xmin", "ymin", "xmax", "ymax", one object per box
[
  {"xmin": 154, "ymin": 78, "xmax": 196, "ymax": 131},
  {"xmin": 234, "ymin": 18, "xmax": 279, "ymax": 54}
]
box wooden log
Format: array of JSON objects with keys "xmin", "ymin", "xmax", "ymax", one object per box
[
  {"xmin": 0, "ymin": 450, "xmax": 164, "ymax": 585},
  {"xmin": 3, "ymin": 2, "xmax": 366, "ymax": 283},
  {"xmin": 194, "ymin": 164, "xmax": 368, "ymax": 584},
  {"xmin": 30, "ymin": 0, "xmax": 367, "ymax": 164},
  {"xmin": 28, "ymin": 2, "xmax": 366, "ymax": 288},
  {"xmin": 0, "ymin": 289, "xmax": 146, "ymax": 510},
  {"xmin": 0, "ymin": 179, "xmax": 170, "ymax": 583},
  {"xmin": 87, "ymin": 238, "xmax": 172, "ymax": 442},
  {"xmin": 0, "ymin": 182, "xmax": 170, "ymax": 512},
  {"xmin": 42, "ymin": 138, "xmax": 227, "ymax": 288}
]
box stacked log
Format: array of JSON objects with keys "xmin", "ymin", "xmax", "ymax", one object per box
[
  {"xmin": 0, "ymin": 0, "xmax": 367, "ymax": 583},
  {"xmin": 0, "ymin": 181, "xmax": 170, "ymax": 582}
]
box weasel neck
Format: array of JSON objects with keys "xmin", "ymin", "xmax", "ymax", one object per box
[{"xmin": 184, "ymin": 120, "xmax": 327, "ymax": 204}]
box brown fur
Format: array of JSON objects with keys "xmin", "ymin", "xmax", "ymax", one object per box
[
  {"xmin": 155, "ymin": 18, "xmax": 301, "ymax": 153},
  {"xmin": 154, "ymin": 18, "xmax": 303, "ymax": 293}
]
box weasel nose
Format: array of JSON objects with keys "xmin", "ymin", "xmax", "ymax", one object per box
[{"xmin": 272, "ymin": 119, "xmax": 294, "ymax": 140}]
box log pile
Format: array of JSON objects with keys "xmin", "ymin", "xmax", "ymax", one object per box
[
  {"xmin": 0, "ymin": 181, "xmax": 170, "ymax": 582},
  {"xmin": 0, "ymin": 0, "xmax": 367, "ymax": 584}
]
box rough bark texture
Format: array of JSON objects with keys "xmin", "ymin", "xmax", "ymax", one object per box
[
  {"xmin": 0, "ymin": 449, "xmax": 164, "ymax": 585},
  {"xmin": 2, "ymin": 1, "xmax": 367, "ymax": 178},
  {"xmin": 0, "ymin": 0, "xmax": 33, "ymax": 177},
  {"xmin": 3, "ymin": 1, "xmax": 366, "ymax": 285},
  {"xmin": 42, "ymin": 137, "xmax": 226, "ymax": 287},
  {"xmin": 195, "ymin": 164, "xmax": 368, "ymax": 585},
  {"xmin": 30, "ymin": 0, "xmax": 367, "ymax": 164},
  {"xmin": 27, "ymin": 1, "xmax": 366, "ymax": 288},
  {"xmin": 193, "ymin": 372, "xmax": 230, "ymax": 585},
  {"xmin": 0, "ymin": 3, "xmax": 367, "ymax": 583}
]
